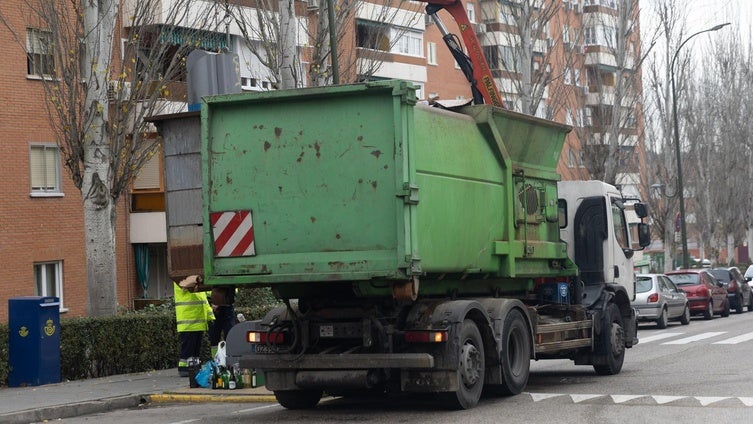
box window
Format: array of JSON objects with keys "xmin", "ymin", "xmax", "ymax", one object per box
[
  {"xmin": 427, "ymin": 42, "xmax": 437, "ymax": 65},
  {"xmin": 27, "ymin": 28, "xmax": 55, "ymax": 77},
  {"xmin": 564, "ymin": 67, "xmax": 572, "ymax": 85},
  {"xmin": 467, "ymin": 3, "xmax": 476, "ymax": 23},
  {"xmin": 357, "ymin": 20, "xmax": 390, "ymax": 51},
  {"xmin": 394, "ymin": 30, "xmax": 423, "ymax": 56},
  {"xmin": 574, "ymin": 69, "xmax": 581, "ymax": 86},
  {"xmin": 568, "ymin": 149, "xmax": 577, "ymax": 168},
  {"xmin": 35, "ymin": 261, "xmax": 64, "ymax": 310},
  {"xmin": 133, "ymin": 144, "xmax": 162, "ymax": 191},
  {"xmin": 30, "ymin": 144, "xmax": 62, "ymax": 195},
  {"xmin": 565, "ymin": 108, "xmax": 573, "ymax": 125},
  {"xmin": 611, "ymin": 201, "xmax": 629, "ymax": 250}
]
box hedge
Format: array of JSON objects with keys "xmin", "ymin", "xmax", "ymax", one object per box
[{"xmin": 0, "ymin": 287, "xmax": 280, "ymax": 387}]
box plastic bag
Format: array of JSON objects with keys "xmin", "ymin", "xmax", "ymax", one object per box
[
  {"xmin": 214, "ymin": 341, "xmax": 227, "ymax": 367},
  {"xmin": 195, "ymin": 360, "xmax": 216, "ymax": 388}
]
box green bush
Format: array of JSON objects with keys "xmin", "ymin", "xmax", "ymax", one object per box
[{"xmin": 0, "ymin": 287, "xmax": 280, "ymax": 386}]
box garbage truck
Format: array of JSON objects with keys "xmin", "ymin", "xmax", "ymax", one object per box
[{"xmin": 154, "ymin": 1, "xmax": 650, "ymax": 410}]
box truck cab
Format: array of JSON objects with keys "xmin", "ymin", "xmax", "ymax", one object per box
[{"xmin": 558, "ymin": 180, "xmax": 650, "ymax": 311}]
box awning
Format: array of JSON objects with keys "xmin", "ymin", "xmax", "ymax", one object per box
[{"xmin": 159, "ymin": 26, "xmax": 227, "ymax": 51}]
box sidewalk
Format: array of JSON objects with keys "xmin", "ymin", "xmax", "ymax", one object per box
[{"xmin": 0, "ymin": 368, "xmax": 276, "ymax": 424}]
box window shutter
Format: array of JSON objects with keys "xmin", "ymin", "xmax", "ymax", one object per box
[{"xmin": 134, "ymin": 152, "xmax": 161, "ymax": 190}]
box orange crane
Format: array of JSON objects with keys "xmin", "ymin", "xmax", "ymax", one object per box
[{"xmin": 418, "ymin": 0, "xmax": 504, "ymax": 108}]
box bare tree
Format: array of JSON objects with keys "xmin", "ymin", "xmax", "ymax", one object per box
[
  {"xmin": 642, "ymin": 0, "xmax": 689, "ymax": 271},
  {"xmin": 230, "ymin": 0, "xmax": 424, "ymax": 89},
  {"xmin": 1, "ymin": 0, "xmax": 224, "ymax": 315},
  {"xmin": 576, "ymin": 0, "xmax": 650, "ymax": 186},
  {"xmin": 477, "ymin": 0, "xmax": 563, "ymax": 116}
]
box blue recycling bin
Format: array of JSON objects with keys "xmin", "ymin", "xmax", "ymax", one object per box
[{"xmin": 8, "ymin": 296, "xmax": 61, "ymax": 387}]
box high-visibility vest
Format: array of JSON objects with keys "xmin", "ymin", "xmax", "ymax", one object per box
[{"xmin": 174, "ymin": 283, "xmax": 214, "ymax": 332}]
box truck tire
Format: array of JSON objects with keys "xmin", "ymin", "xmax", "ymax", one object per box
[
  {"xmin": 487, "ymin": 309, "xmax": 531, "ymax": 396},
  {"xmin": 274, "ymin": 389, "xmax": 323, "ymax": 409},
  {"xmin": 441, "ymin": 319, "xmax": 485, "ymax": 410},
  {"xmin": 593, "ymin": 303, "xmax": 625, "ymax": 376}
]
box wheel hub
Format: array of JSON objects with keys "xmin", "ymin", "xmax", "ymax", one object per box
[
  {"xmin": 460, "ymin": 343, "xmax": 481, "ymax": 386},
  {"xmin": 610, "ymin": 322, "xmax": 625, "ymax": 356}
]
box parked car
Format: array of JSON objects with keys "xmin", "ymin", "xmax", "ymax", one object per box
[
  {"xmin": 708, "ymin": 267, "xmax": 752, "ymax": 314},
  {"xmin": 634, "ymin": 273, "xmax": 690, "ymax": 328},
  {"xmin": 666, "ymin": 269, "xmax": 729, "ymax": 320}
]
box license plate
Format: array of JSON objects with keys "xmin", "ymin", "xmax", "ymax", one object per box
[{"xmin": 251, "ymin": 344, "xmax": 275, "ymax": 354}]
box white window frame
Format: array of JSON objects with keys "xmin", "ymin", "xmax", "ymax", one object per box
[
  {"xmin": 564, "ymin": 67, "xmax": 572, "ymax": 85},
  {"xmin": 30, "ymin": 143, "xmax": 63, "ymax": 197},
  {"xmin": 565, "ymin": 108, "xmax": 573, "ymax": 126},
  {"xmin": 392, "ymin": 29, "xmax": 423, "ymax": 57},
  {"xmin": 427, "ymin": 42, "xmax": 438, "ymax": 65},
  {"xmin": 467, "ymin": 3, "xmax": 476, "ymax": 23},
  {"xmin": 35, "ymin": 261, "xmax": 66, "ymax": 311}
]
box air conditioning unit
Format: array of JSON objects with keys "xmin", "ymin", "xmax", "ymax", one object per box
[
  {"xmin": 307, "ymin": 0, "xmax": 319, "ymax": 10},
  {"xmin": 107, "ymin": 81, "xmax": 131, "ymax": 103}
]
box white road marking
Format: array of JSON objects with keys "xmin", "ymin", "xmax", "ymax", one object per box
[
  {"xmin": 713, "ymin": 331, "xmax": 753, "ymax": 344},
  {"xmin": 637, "ymin": 332, "xmax": 684, "ymax": 344},
  {"xmin": 662, "ymin": 331, "xmax": 726, "ymax": 344},
  {"xmin": 234, "ymin": 404, "xmax": 281, "ymax": 414}
]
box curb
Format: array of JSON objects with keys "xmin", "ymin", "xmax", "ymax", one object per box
[
  {"xmin": 149, "ymin": 393, "xmax": 278, "ymax": 403},
  {"xmin": 0, "ymin": 394, "xmax": 146, "ymax": 424}
]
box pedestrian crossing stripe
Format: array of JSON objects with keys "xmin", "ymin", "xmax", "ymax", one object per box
[
  {"xmin": 712, "ymin": 332, "xmax": 753, "ymax": 344},
  {"xmin": 525, "ymin": 393, "xmax": 753, "ymax": 407},
  {"xmin": 662, "ymin": 331, "xmax": 726, "ymax": 344}
]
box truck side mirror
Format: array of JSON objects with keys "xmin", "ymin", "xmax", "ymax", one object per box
[
  {"xmin": 633, "ymin": 203, "xmax": 648, "ymax": 219},
  {"xmin": 637, "ymin": 223, "xmax": 650, "ymax": 248}
]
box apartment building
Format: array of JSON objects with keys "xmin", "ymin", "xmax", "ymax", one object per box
[{"xmin": 0, "ymin": 0, "xmax": 644, "ymax": 319}]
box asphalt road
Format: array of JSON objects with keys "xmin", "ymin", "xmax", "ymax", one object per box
[{"xmin": 54, "ymin": 311, "xmax": 753, "ymax": 423}]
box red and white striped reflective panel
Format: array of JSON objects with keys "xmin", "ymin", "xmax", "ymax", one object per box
[{"xmin": 210, "ymin": 210, "xmax": 256, "ymax": 257}]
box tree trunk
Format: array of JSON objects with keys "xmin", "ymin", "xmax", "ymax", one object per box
[
  {"xmin": 83, "ymin": 0, "xmax": 118, "ymax": 316},
  {"xmin": 279, "ymin": 0, "xmax": 297, "ymax": 89}
]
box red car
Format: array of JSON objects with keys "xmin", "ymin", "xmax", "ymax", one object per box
[{"xmin": 666, "ymin": 269, "xmax": 729, "ymax": 320}]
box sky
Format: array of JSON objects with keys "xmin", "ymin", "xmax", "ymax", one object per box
[{"xmin": 641, "ymin": 0, "xmax": 752, "ymax": 45}]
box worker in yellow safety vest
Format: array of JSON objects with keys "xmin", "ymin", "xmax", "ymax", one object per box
[{"xmin": 174, "ymin": 275, "xmax": 214, "ymax": 377}]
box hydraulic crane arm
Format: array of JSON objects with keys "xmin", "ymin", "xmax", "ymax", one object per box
[{"xmin": 417, "ymin": 0, "xmax": 504, "ymax": 108}]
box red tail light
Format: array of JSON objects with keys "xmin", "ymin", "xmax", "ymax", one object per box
[
  {"xmin": 647, "ymin": 293, "xmax": 659, "ymax": 303},
  {"xmin": 247, "ymin": 331, "xmax": 285, "ymax": 344},
  {"xmin": 404, "ymin": 330, "xmax": 449, "ymax": 343}
]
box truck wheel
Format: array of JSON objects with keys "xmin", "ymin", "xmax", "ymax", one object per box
[
  {"xmin": 593, "ymin": 303, "xmax": 625, "ymax": 376},
  {"xmin": 441, "ymin": 319, "xmax": 485, "ymax": 410},
  {"xmin": 487, "ymin": 309, "xmax": 531, "ymax": 396},
  {"xmin": 274, "ymin": 389, "xmax": 322, "ymax": 409}
]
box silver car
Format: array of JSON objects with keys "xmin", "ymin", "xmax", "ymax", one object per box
[{"xmin": 635, "ymin": 273, "xmax": 691, "ymax": 328}]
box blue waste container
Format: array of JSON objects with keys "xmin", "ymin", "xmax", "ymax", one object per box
[{"xmin": 8, "ymin": 296, "xmax": 61, "ymax": 387}]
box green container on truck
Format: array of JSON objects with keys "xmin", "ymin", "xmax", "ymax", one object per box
[{"xmin": 156, "ymin": 79, "xmax": 649, "ymax": 410}]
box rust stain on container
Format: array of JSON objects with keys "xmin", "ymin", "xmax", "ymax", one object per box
[
  {"xmin": 297, "ymin": 151, "xmax": 305, "ymax": 163},
  {"xmin": 371, "ymin": 150, "xmax": 381, "ymax": 159},
  {"xmin": 275, "ymin": 127, "xmax": 282, "ymax": 138},
  {"xmin": 336, "ymin": 234, "xmax": 341, "ymax": 239},
  {"xmin": 310, "ymin": 216, "xmax": 316, "ymax": 223},
  {"xmin": 264, "ymin": 141, "xmax": 271, "ymax": 152},
  {"xmin": 328, "ymin": 261, "xmax": 345, "ymax": 270},
  {"xmin": 357, "ymin": 136, "xmax": 363, "ymax": 142},
  {"xmin": 314, "ymin": 142, "xmax": 321, "ymax": 158},
  {"xmin": 371, "ymin": 181, "xmax": 378, "ymax": 190},
  {"xmin": 226, "ymin": 174, "xmax": 232, "ymax": 184}
]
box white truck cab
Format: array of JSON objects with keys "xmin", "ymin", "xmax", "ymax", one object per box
[{"xmin": 558, "ymin": 180, "xmax": 650, "ymax": 305}]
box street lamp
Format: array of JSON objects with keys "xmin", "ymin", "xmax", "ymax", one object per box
[{"xmin": 670, "ymin": 23, "xmax": 730, "ymax": 269}]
